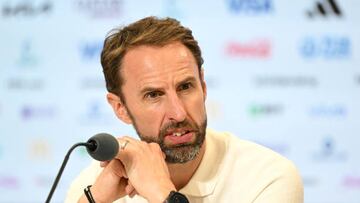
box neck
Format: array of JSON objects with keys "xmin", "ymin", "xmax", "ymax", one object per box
[{"xmin": 167, "ymin": 141, "xmax": 206, "ymax": 190}]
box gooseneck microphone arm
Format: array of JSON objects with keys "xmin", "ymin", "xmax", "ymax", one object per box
[
  {"xmin": 45, "ymin": 133, "xmax": 119, "ymax": 203},
  {"xmin": 45, "ymin": 142, "xmax": 93, "ymax": 203}
]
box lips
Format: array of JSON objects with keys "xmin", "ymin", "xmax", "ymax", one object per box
[{"xmin": 164, "ymin": 130, "xmax": 194, "ymax": 145}]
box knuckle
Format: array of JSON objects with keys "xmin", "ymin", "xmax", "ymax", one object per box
[{"xmin": 149, "ymin": 142, "xmax": 161, "ymax": 151}]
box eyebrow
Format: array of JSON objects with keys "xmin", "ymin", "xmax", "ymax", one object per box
[
  {"xmin": 140, "ymin": 86, "xmax": 165, "ymax": 96},
  {"xmin": 177, "ymin": 76, "xmax": 197, "ymax": 86},
  {"xmin": 139, "ymin": 76, "xmax": 198, "ymax": 95}
]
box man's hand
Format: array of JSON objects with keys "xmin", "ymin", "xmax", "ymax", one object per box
[
  {"xmin": 116, "ymin": 136, "xmax": 176, "ymax": 203},
  {"xmin": 78, "ymin": 159, "xmax": 130, "ymax": 203},
  {"xmin": 78, "ymin": 136, "xmax": 175, "ymax": 203}
]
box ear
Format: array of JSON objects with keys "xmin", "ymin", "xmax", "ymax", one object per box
[
  {"xmin": 200, "ymin": 67, "xmax": 207, "ymax": 100},
  {"xmin": 106, "ymin": 93, "xmax": 132, "ymax": 124}
]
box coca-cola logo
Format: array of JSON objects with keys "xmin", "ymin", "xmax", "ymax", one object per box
[{"xmin": 225, "ymin": 39, "xmax": 271, "ymax": 58}]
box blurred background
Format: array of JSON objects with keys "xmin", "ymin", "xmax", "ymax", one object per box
[{"xmin": 0, "ymin": 0, "xmax": 359, "ymax": 202}]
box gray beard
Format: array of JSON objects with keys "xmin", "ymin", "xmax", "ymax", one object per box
[{"xmin": 134, "ymin": 118, "xmax": 207, "ymax": 164}]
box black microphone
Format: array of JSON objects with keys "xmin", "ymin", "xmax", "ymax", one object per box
[
  {"xmin": 45, "ymin": 133, "xmax": 119, "ymax": 203},
  {"xmin": 86, "ymin": 133, "xmax": 120, "ymax": 161}
]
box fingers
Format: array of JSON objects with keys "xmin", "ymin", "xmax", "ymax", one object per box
[
  {"xmin": 116, "ymin": 137, "xmax": 165, "ymax": 165},
  {"xmin": 148, "ymin": 142, "xmax": 167, "ymax": 160},
  {"xmin": 120, "ymin": 139, "xmax": 130, "ymax": 151},
  {"xmin": 117, "ymin": 136, "xmax": 136, "ymax": 154},
  {"xmin": 108, "ymin": 159, "xmax": 128, "ymax": 178},
  {"xmin": 100, "ymin": 161, "xmax": 110, "ymax": 167},
  {"xmin": 91, "ymin": 160, "xmax": 129, "ymax": 201},
  {"xmin": 125, "ymin": 181, "xmax": 139, "ymax": 198},
  {"xmin": 148, "ymin": 142, "xmax": 162, "ymax": 153},
  {"xmin": 92, "ymin": 136, "xmax": 164, "ymax": 202},
  {"xmin": 125, "ymin": 181, "xmax": 135, "ymax": 195},
  {"xmin": 112, "ymin": 136, "xmax": 174, "ymax": 201},
  {"xmin": 115, "ymin": 136, "xmax": 141, "ymax": 166},
  {"xmin": 129, "ymin": 189, "xmax": 138, "ymax": 198}
]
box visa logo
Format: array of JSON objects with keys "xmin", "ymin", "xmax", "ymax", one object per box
[{"xmin": 227, "ymin": 0, "xmax": 273, "ymax": 13}]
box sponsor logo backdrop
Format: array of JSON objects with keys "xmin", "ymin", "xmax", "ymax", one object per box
[{"xmin": 0, "ymin": 0, "xmax": 359, "ymax": 202}]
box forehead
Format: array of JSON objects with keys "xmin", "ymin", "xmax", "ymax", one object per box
[{"xmin": 120, "ymin": 42, "xmax": 199, "ymax": 86}]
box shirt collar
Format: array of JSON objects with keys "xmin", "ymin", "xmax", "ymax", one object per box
[{"xmin": 179, "ymin": 129, "xmax": 227, "ymax": 197}]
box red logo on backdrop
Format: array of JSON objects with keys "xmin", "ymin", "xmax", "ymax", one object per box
[{"xmin": 225, "ymin": 39, "xmax": 271, "ymax": 58}]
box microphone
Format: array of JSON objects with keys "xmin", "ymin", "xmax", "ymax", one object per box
[
  {"xmin": 86, "ymin": 133, "xmax": 120, "ymax": 161},
  {"xmin": 45, "ymin": 133, "xmax": 119, "ymax": 203}
]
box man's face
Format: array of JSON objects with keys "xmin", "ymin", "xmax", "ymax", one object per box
[{"xmin": 114, "ymin": 42, "xmax": 207, "ymax": 163}]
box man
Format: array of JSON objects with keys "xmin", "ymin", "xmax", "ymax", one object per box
[{"xmin": 65, "ymin": 16, "xmax": 303, "ymax": 203}]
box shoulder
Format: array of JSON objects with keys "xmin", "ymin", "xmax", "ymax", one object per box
[
  {"xmin": 207, "ymin": 128, "xmax": 296, "ymax": 170},
  {"xmin": 206, "ymin": 129, "xmax": 303, "ymax": 202}
]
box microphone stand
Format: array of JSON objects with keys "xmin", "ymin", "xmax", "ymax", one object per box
[{"xmin": 45, "ymin": 142, "xmax": 94, "ymax": 203}]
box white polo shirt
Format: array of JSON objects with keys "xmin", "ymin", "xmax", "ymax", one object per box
[{"xmin": 65, "ymin": 129, "xmax": 303, "ymax": 203}]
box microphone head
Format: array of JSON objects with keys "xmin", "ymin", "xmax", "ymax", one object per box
[{"xmin": 86, "ymin": 133, "xmax": 119, "ymax": 161}]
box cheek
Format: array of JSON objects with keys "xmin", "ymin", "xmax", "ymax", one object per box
[
  {"xmin": 185, "ymin": 94, "xmax": 206, "ymax": 123},
  {"xmin": 131, "ymin": 104, "xmax": 164, "ymax": 136}
]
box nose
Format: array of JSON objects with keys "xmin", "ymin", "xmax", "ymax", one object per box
[{"xmin": 165, "ymin": 92, "xmax": 186, "ymax": 122}]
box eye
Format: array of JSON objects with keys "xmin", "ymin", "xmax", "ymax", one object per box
[
  {"xmin": 144, "ymin": 91, "xmax": 163, "ymax": 99},
  {"xmin": 178, "ymin": 82, "xmax": 193, "ymax": 91}
]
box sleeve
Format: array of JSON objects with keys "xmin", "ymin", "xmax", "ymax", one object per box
[
  {"xmin": 253, "ymin": 160, "xmax": 304, "ymax": 203},
  {"xmin": 64, "ymin": 161, "xmax": 102, "ymax": 203}
]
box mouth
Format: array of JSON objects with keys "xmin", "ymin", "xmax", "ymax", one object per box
[
  {"xmin": 167, "ymin": 129, "xmax": 191, "ymax": 137},
  {"xmin": 164, "ymin": 129, "xmax": 194, "ymax": 145}
]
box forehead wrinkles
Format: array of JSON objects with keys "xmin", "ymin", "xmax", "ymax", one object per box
[
  {"xmin": 137, "ymin": 66, "xmax": 195, "ymax": 89},
  {"xmin": 123, "ymin": 42, "xmax": 192, "ymax": 69},
  {"xmin": 122, "ymin": 44, "xmax": 198, "ymax": 88}
]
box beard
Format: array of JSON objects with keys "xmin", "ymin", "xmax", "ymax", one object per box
[
  {"xmin": 126, "ymin": 106, "xmax": 207, "ymax": 163},
  {"xmin": 140, "ymin": 118, "xmax": 207, "ymax": 163}
]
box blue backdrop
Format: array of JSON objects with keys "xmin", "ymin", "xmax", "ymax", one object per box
[{"xmin": 0, "ymin": 0, "xmax": 359, "ymax": 202}]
